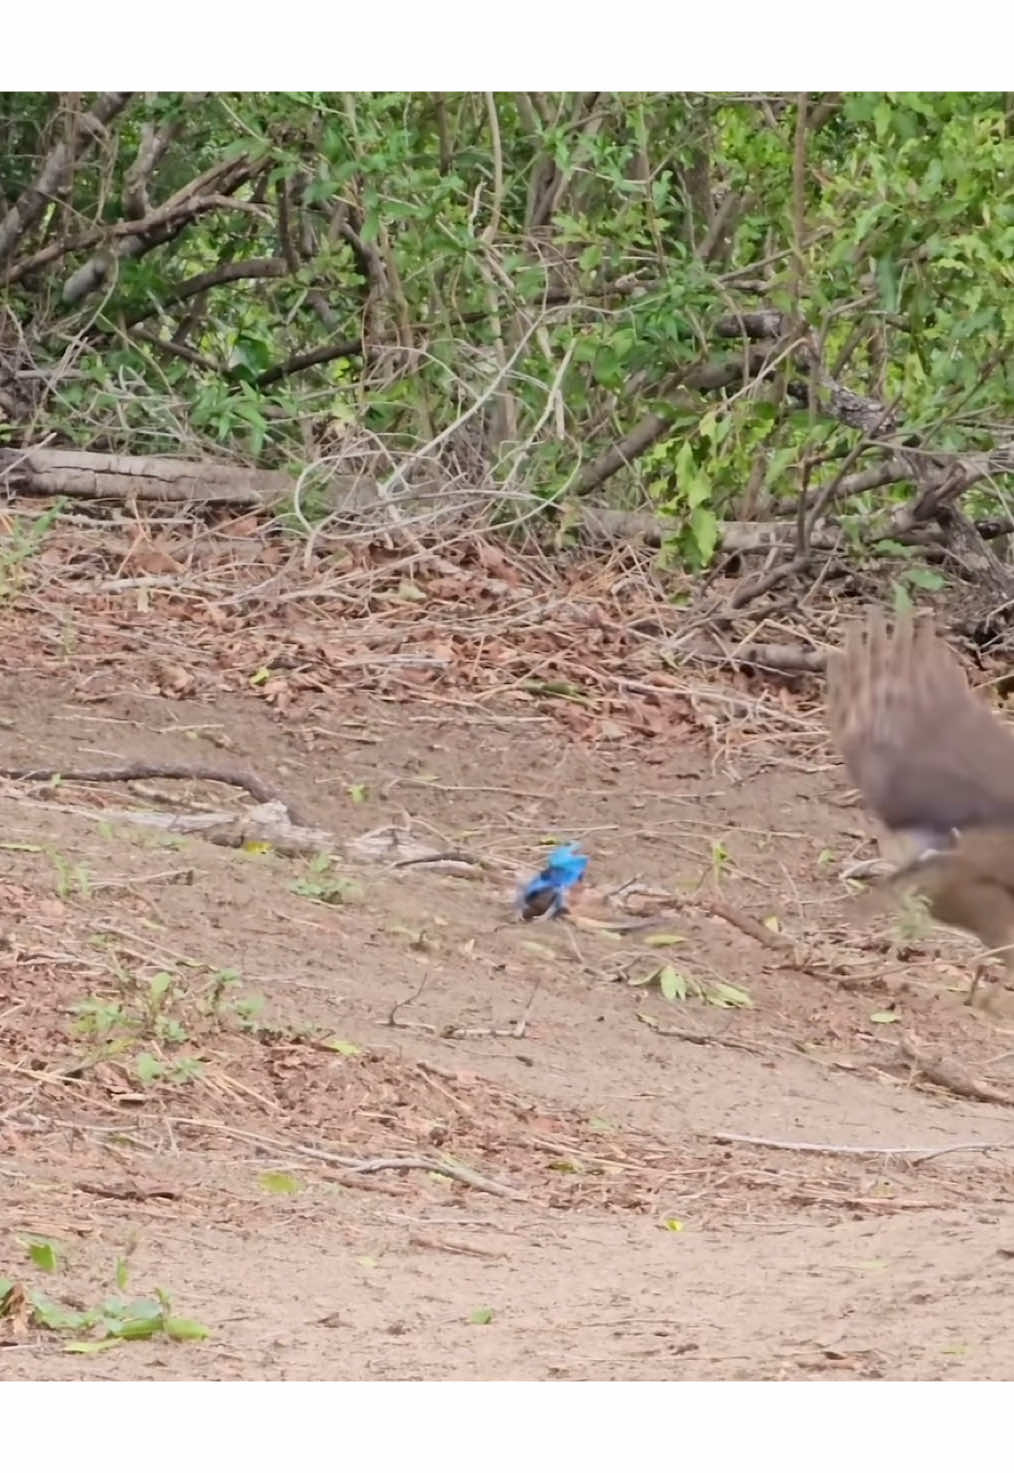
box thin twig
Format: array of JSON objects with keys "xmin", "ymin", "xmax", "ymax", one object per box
[
  {"xmin": 639, "ymin": 1016, "xmax": 765, "ymax": 1056},
  {"xmin": 711, "ymin": 1131, "xmax": 1014, "ymax": 1160},
  {"xmin": 162, "ymin": 1116, "xmax": 530, "ymax": 1201}
]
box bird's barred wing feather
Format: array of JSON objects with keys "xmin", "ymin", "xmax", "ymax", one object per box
[{"xmin": 826, "ymin": 609, "xmax": 1014, "ymax": 836}]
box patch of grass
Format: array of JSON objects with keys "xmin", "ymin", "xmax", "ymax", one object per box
[
  {"xmin": 291, "ymin": 853, "xmax": 363, "ymax": 906},
  {"xmin": 892, "ymin": 889, "xmax": 935, "ymax": 943},
  {"xmin": 0, "ymin": 1248, "xmax": 210, "ymax": 1354},
  {"xmin": 48, "ymin": 848, "xmax": 92, "ymax": 900},
  {"xmin": 0, "ymin": 500, "xmax": 66, "ymax": 598},
  {"xmin": 70, "ymin": 955, "xmax": 268, "ymax": 1086}
]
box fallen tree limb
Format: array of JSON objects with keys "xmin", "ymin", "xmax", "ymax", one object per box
[
  {"xmin": 0, "ymin": 448, "xmax": 453, "ymax": 525},
  {"xmin": 0, "ymin": 761, "xmax": 311, "ymax": 829},
  {"xmin": 0, "ymin": 447, "xmax": 293, "ymax": 506}
]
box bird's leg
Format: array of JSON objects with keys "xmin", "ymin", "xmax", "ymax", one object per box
[
  {"xmin": 966, "ymin": 948, "xmax": 1014, "ymax": 1018},
  {"xmin": 966, "ymin": 962, "xmax": 985, "ymax": 1009}
]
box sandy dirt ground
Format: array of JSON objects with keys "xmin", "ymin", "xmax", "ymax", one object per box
[{"xmin": 3, "ymin": 645, "xmax": 1014, "ymax": 1382}]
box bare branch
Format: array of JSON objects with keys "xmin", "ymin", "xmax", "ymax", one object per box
[
  {"xmin": 433, "ymin": 93, "xmax": 453, "ymax": 175},
  {"xmin": 256, "ymin": 337, "xmax": 364, "ymax": 388},
  {"xmin": 480, "ymin": 93, "xmax": 504, "ymax": 244},
  {"xmin": 572, "ymin": 346, "xmax": 776, "ymax": 498},
  {"xmin": 131, "ymin": 328, "xmax": 220, "ymax": 374},
  {"xmin": 8, "ymin": 156, "xmax": 259, "ymax": 289},
  {"xmin": 0, "ymin": 92, "xmax": 133, "ymax": 266},
  {"xmin": 119, "ymin": 257, "xmax": 290, "ymax": 330},
  {"xmin": 122, "ymin": 97, "xmax": 201, "ymax": 218}
]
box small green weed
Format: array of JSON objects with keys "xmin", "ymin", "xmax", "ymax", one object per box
[
  {"xmin": 291, "ymin": 853, "xmax": 363, "ymax": 905},
  {"xmin": 0, "ymin": 1249, "xmax": 210, "ymax": 1353}
]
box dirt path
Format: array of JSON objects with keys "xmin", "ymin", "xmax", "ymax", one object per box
[{"xmin": 3, "ymin": 668, "xmax": 1014, "ymax": 1381}]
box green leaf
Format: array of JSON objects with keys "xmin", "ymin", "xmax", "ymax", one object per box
[
  {"xmin": 685, "ymin": 473, "xmax": 712, "ymax": 512},
  {"xmin": 30, "ymin": 1293, "xmax": 91, "ymax": 1331},
  {"xmin": 66, "ymin": 1339, "xmax": 120, "ymax": 1355},
  {"xmin": 135, "ymin": 1053, "xmax": 164, "ymax": 1084},
  {"xmin": 115, "ymin": 1313, "xmax": 165, "ymax": 1340},
  {"xmin": 697, "ymin": 411, "xmax": 719, "ymax": 444},
  {"xmin": 704, "ymin": 981, "xmax": 754, "ymax": 1009},
  {"xmin": 323, "ymin": 1038, "xmax": 362, "ymax": 1056},
  {"xmin": 164, "ymin": 1317, "xmax": 211, "ymax": 1341},
  {"xmin": 764, "ymin": 446, "xmax": 798, "ymax": 488},
  {"xmin": 469, "ymin": 1307, "xmax": 494, "ymax": 1325},
  {"xmin": 643, "ymin": 933, "xmax": 686, "ymax": 947},
  {"xmin": 892, "ymin": 582, "xmax": 914, "ymax": 615},
  {"xmin": 98, "ymin": 1294, "xmax": 160, "ymax": 1330},
  {"xmin": 260, "ymin": 1171, "xmax": 302, "ymax": 1195},
  {"xmin": 361, "ymin": 208, "xmax": 380, "ymax": 245},
  {"xmin": 659, "ymin": 965, "xmax": 688, "ymax": 1002},
  {"xmin": 876, "ymin": 254, "xmax": 899, "ymax": 312},
  {"xmin": 901, "ymin": 566, "xmax": 945, "ymax": 591},
  {"xmin": 870, "ymin": 1009, "xmax": 899, "ymax": 1024},
  {"xmin": 27, "ymin": 1239, "xmax": 59, "ymax": 1272},
  {"xmin": 688, "ymin": 504, "xmax": 718, "ymax": 564}
]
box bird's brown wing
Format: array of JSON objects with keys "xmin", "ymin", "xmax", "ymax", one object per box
[{"xmin": 826, "ymin": 608, "xmax": 1014, "ymax": 837}]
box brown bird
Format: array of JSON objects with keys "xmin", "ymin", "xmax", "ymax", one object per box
[{"xmin": 826, "ymin": 608, "xmax": 1014, "ymax": 997}]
